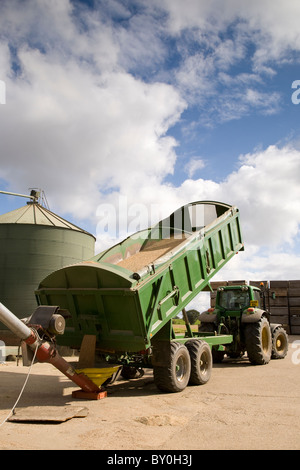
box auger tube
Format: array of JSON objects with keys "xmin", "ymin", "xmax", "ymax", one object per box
[{"xmin": 0, "ymin": 302, "xmax": 100, "ymax": 394}]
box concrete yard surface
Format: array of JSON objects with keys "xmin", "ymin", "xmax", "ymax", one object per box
[{"xmin": 0, "ymin": 335, "xmax": 300, "ymax": 450}]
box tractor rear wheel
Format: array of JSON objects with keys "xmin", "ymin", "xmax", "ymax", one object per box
[
  {"xmin": 244, "ymin": 316, "xmax": 272, "ymax": 365},
  {"xmin": 271, "ymin": 326, "xmax": 288, "ymax": 359},
  {"xmin": 153, "ymin": 342, "xmax": 191, "ymax": 393},
  {"xmin": 186, "ymin": 339, "xmax": 212, "ymax": 385}
]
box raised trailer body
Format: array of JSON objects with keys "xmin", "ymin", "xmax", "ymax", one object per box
[{"xmin": 36, "ymin": 201, "xmax": 243, "ymax": 357}]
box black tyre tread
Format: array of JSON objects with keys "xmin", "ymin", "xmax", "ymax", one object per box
[
  {"xmin": 186, "ymin": 339, "xmax": 212, "ymax": 385},
  {"xmin": 153, "ymin": 342, "xmax": 191, "ymax": 393},
  {"xmin": 271, "ymin": 327, "xmax": 289, "ymax": 359},
  {"xmin": 244, "ymin": 316, "xmax": 272, "ymax": 365}
]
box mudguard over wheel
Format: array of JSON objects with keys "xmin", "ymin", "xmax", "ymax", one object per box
[
  {"xmin": 153, "ymin": 342, "xmax": 191, "ymax": 393},
  {"xmin": 186, "ymin": 339, "xmax": 212, "ymax": 385},
  {"xmin": 244, "ymin": 316, "xmax": 272, "ymax": 365},
  {"xmin": 271, "ymin": 326, "xmax": 288, "ymax": 359}
]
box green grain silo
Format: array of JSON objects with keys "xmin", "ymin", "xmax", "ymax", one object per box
[{"xmin": 0, "ymin": 194, "xmax": 95, "ymax": 339}]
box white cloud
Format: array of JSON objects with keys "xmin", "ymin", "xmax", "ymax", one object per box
[
  {"xmin": 0, "ymin": 0, "xmax": 300, "ymax": 285},
  {"xmin": 222, "ymin": 145, "xmax": 300, "ymax": 247},
  {"xmin": 175, "ymin": 53, "xmax": 216, "ymax": 102},
  {"xmin": 213, "ymin": 245, "xmax": 300, "ymax": 283},
  {"xmin": 1, "ymin": 63, "xmax": 185, "ymax": 218},
  {"xmin": 121, "ymin": 143, "xmax": 300, "ymax": 280},
  {"xmin": 244, "ymin": 88, "xmax": 281, "ymax": 114},
  {"xmin": 161, "ymin": 0, "xmax": 300, "ymax": 60},
  {"xmin": 0, "ymin": 1, "xmax": 186, "ymax": 221},
  {"xmin": 174, "ymin": 145, "xmax": 300, "ymax": 249},
  {"xmin": 184, "ymin": 158, "xmax": 206, "ymax": 178},
  {"xmin": 156, "ymin": 0, "xmax": 300, "ymax": 121}
]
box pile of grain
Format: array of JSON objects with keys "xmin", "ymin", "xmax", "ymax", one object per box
[{"xmin": 117, "ymin": 235, "xmax": 186, "ymax": 272}]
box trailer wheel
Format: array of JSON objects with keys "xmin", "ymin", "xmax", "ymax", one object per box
[
  {"xmin": 271, "ymin": 326, "xmax": 288, "ymax": 359},
  {"xmin": 186, "ymin": 340, "xmax": 212, "ymax": 385},
  {"xmin": 244, "ymin": 316, "xmax": 272, "ymax": 365},
  {"xmin": 153, "ymin": 342, "xmax": 191, "ymax": 393}
]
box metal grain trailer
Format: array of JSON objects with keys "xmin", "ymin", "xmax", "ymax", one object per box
[
  {"xmin": 0, "ymin": 201, "xmax": 244, "ymax": 396},
  {"xmin": 37, "ymin": 201, "xmax": 244, "ymax": 392}
]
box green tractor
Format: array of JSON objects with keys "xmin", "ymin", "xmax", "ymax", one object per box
[{"xmin": 198, "ymin": 284, "xmax": 288, "ymax": 364}]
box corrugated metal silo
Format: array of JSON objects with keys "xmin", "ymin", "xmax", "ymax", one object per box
[{"xmin": 0, "ymin": 198, "xmax": 95, "ymax": 331}]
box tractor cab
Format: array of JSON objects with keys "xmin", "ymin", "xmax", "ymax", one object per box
[{"xmin": 217, "ymin": 285, "xmax": 262, "ymax": 312}]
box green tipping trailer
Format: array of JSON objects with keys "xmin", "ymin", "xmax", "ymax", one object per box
[{"xmin": 35, "ymin": 201, "xmax": 244, "ymax": 392}]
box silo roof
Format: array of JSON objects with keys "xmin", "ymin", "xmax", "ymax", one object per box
[{"xmin": 0, "ymin": 202, "xmax": 95, "ymax": 237}]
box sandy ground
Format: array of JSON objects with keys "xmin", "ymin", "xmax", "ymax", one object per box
[{"xmin": 0, "ymin": 335, "xmax": 300, "ymax": 451}]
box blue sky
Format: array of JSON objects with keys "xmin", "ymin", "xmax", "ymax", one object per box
[{"xmin": 1, "ymin": 0, "xmax": 300, "ymax": 282}]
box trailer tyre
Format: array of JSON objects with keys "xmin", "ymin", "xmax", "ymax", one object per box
[
  {"xmin": 153, "ymin": 342, "xmax": 191, "ymax": 393},
  {"xmin": 244, "ymin": 316, "xmax": 272, "ymax": 365},
  {"xmin": 186, "ymin": 339, "xmax": 212, "ymax": 385},
  {"xmin": 271, "ymin": 326, "xmax": 288, "ymax": 359}
]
